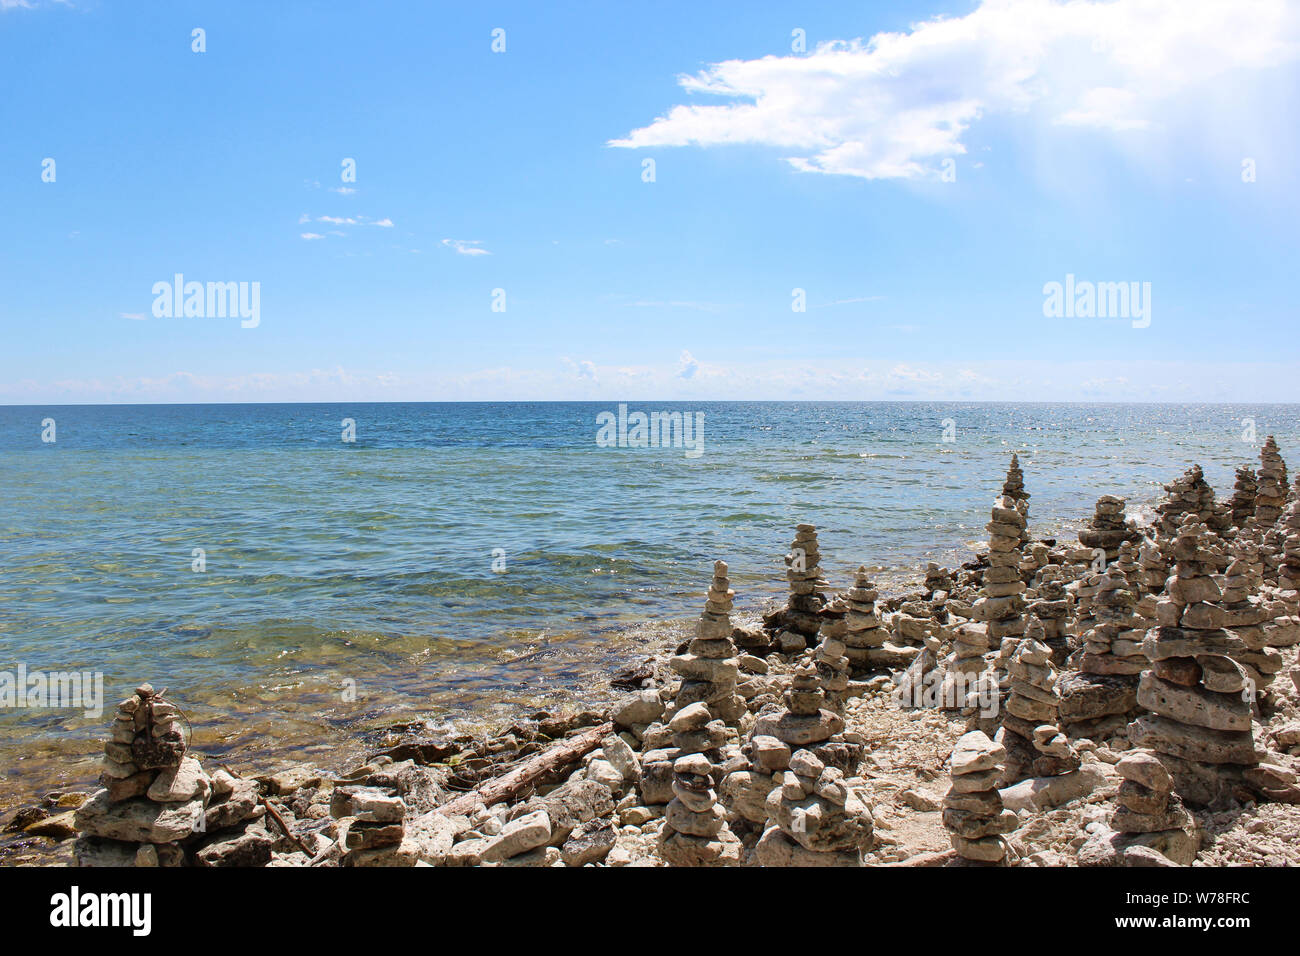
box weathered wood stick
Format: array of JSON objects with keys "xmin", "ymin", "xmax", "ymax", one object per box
[{"xmin": 437, "ymin": 720, "xmax": 613, "ymax": 817}]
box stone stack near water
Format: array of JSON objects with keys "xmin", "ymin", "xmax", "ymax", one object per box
[
  {"xmin": 944, "ymin": 731, "xmax": 1017, "ymax": 864},
  {"xmin": 812, "ymin": 634, "xmax": 852, "ymax": 714},
  {"xmin": 1229, "ymin": 466, "xmax": 1258, "ymax": 530},
  {"xmin": 976, "ymin": 488, "xmax": 1029, "ymax": 644},
  {"xmin": 1058, "ymin": 566, "xmax": 1145, "ymax": 743},
  {"xmin": 73, "ymin": 683, "xmax": 265, "ymax": 867},
  {"xmin": 763, "ymin": 525, "xmax": 830, "ymax": 654},
  {"xmin": 999, "ymin": 619, "xmax": 1078, "ymax": 782},
  {"xmin": 1002, "ymin": 454, "xmax": 1031, "ymax": 549},
  {"xmin": 1255, "ymin": 437, "xmax": 1288, "ymax": 526},
  {"xmin": 1027, "ymin": 566, "xmax": 1070, "ymax": 663},
  {"xmin": 753, "ymin": 661, "xmax": 846, "ymax": 748},
  {"xmin": 1079, "ymin": 495, "xmax": 1141, "ymax": 565},
  {"xmin": 1110, "ymin": 750, "xmax": 1198, "ymax": 864},
  {"xmin": 1275, "ymin": 489, "xmax": 1300, "ymax": 595},
  {"xmin": 754, "ymin": 747, "xmax": 874, "ymax": 866},
  {"xmin": 1157, "ymin": 466, "xmax": 1231, "ymax": 540},
  {"xmin": 335, "ymin": 787, "xmax": 410, "ymax": 865},
  {"xmin": 925, "ymin": 563, "xmax": 956, "ymax": 598},
  {"xmin": 659, "ymin": 702, "xmax": 740, "ymax": 866},
  {"xmin": 1129, "ymin": 516, "xmax": 1260, "ymax": 806},
  {"xmin": 667, "ymin": 561, "xmax": 745, "ymax": 726},
  {"xmin": 839, "ymin": 566, "xmax": 896, "ymax": 674}
]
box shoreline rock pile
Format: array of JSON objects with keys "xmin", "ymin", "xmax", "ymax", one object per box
[
  {"xmin": 1027, "ymin": 566, "xmax": 1070, "ymax": 663},
  {"xmin": 73, "ymin": 683, "xmax": 265, "ymax": 867},
  {"xmin": 1114, "ymin": 751, "xmax": 1197, "ymax": 862}
]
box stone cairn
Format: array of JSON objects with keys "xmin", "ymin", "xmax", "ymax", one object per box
[
  {"xmin": 1254, "ymin": 436, "xmax": 1288, "ymax": 526},
  {"xmin": 1138, "ymin": 536, "xmax": 1170, "ymax": 599},
  {"xmin": 1229, "ymin": 466, "xmax": 1258, "ymax": 530},
  {"xmin": 1058, "ymin": 565, "xmax": 1146, "ymax": 743},
  {"xmin": 839, "ymin": 565, "xmax": 894, "ymax": 674},
  {"xmin": 1156, "ymin": 465, "xmax": 1231, "ymax": 541},
  {"xmin": 944, "ymin": 730, "xmax": 1017, "ymax": 864},
  {"xmin": 1130, "ymin": 516, "xmax": 1259, "ymax": 806},
  {"xmin": 659, "ymin": 702, "xmax": 740, "ymax": 866},
  {"xmin": 1027, "ymin": 565, "xmax": 1070, "ymax": 663},
  {"xmin": 1215, "ymin": 541, "xmax": 1281, "ymax": 698},
  {"xmin": 1079, "ymin": 495, "xmax": 1140, "ymax": 565},
  {"xmin": 1002, "ymin": 453, "xmax": 1031, "ymax": 549},
  {"xmin": 667, "ymin": 561, "xmax": 745, "ymax": 726},
  {"xmin": 755, "ymin": 746, "xmax": 874, "ymax": 866},
  {"xmin": 924, "ymin": 562, "xmax": 956, "ymax": 598},
  {"xmin": 812, "ymin": 634, "xmax": 851, "ymax": 714},
  {"xmin": 1276, "ymin": 489, "xmax": 1300, "ymax": 595},
  {"xmin": 1110, "ymin": 750, "xmax": 1196, "ymax": 863},
  {"xmin": 975, "ymin": 487, "xmax": 1028, "ymax": 644},
  {"xmin": 73, "ymin": 683, "xmax": 264, "ymax": 867},
  {"xmin": 334, "ymin": 787, "xmax": 409, "ymax": 864},
  {"xmin": 999, "ymin": 618, "xmax": 1078, "ymax": 782},
  {"xmin": 762, "ymin": 524, "xmax": 830, "ymax": 654}
]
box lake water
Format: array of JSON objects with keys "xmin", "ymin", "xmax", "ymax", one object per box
[{"xmin": 1, "ymin": 401, "xmax": 1296, "ymax": 812}]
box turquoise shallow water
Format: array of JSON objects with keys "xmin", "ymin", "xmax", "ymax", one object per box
[{"xmin": 1, "ymin": 401, "xmax": 1297, "ymax": 807}]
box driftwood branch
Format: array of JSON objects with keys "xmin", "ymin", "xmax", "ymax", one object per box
[
  {"xmin": 438, "ymin": 721, "xmax": 613, "ymax": 817},
  {"xmin": 219, "ymin": 761, "xmax": 315, "ymax": 856}
]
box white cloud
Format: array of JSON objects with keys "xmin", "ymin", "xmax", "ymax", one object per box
[
  {"xmin": 610, "ymin": 0, "xmax": 1300, "ymax": 180},
  {"xmin": 372, "ymin": 218, "xmax": 394, "ymax": 227},
  {"xmin": 677, "ymin": 350, "xmax": 700, "ymax": 379},
  {"xmin": 441, "ymin": 239, "xmax": 491, "ymax": 256},
  {"xmin": 118, "ymin": 312, "xmax": 146, "ymax": 321},
  {"xmin": 300, "ymin": 232, "xmax": 326, "ymax": 240}
]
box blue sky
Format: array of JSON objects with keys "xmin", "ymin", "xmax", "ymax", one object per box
[{"xmin": 2, "ymin": 0, "xmax": 1298, "ymax": 403}]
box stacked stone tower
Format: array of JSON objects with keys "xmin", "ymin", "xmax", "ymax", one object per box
[
  {"xmin": 668, "ymin": 561, "xmax": 745, "ymax": 726},
  {"xmin": 1130, "ymin": 516, "xmax": 1260, "ymax": 806}
]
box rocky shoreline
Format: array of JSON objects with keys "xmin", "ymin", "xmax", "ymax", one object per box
[{"xmin": 6, "ymin": 444, "xmax": 1300, "ymax": 867}]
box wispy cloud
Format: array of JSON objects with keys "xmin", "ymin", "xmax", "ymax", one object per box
[
  {"xmin": 813, "ymin": 295, "xmax": 885, "ymax": 309},
  {"xmin": 300, "ymin": 232, "xmax": 326, "ymax": 240},
  {"xmin": 441, "ymin": 239, "xmax": 491, "ymax": 256}
]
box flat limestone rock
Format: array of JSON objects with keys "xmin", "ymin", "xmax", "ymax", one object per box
[
  {"xmin": 1142, "ymin": 627, "xmax": 1245, "ymax": 662},
  {"xmin": 1128, "ymin": 715, "xmax": 1257, "ymax": 765},
  {"xmin": 74, "ymin": 790, "xmax": 202, "ymax": 844},
  {"xmin": 753, "ymin": 826, "xmax": 860, "ymax": 867},
  {"xmin": 1136, "ymin": 672, "xmax": 1251, "ymax": 733},
  {"xmin": 999, "ymin": 764, "xmax": 1109, "ymax": 812},
  {"xmin": 146, "ymin": 756, "xmax": 210, "ymax": 803},
  {"xmin": 752, "ymin": 709, "xmax": 844, "ymax": 745},
  {"xmin": 1057, "ymin": 671, "xmax": 1138, "ymax": 721}
]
